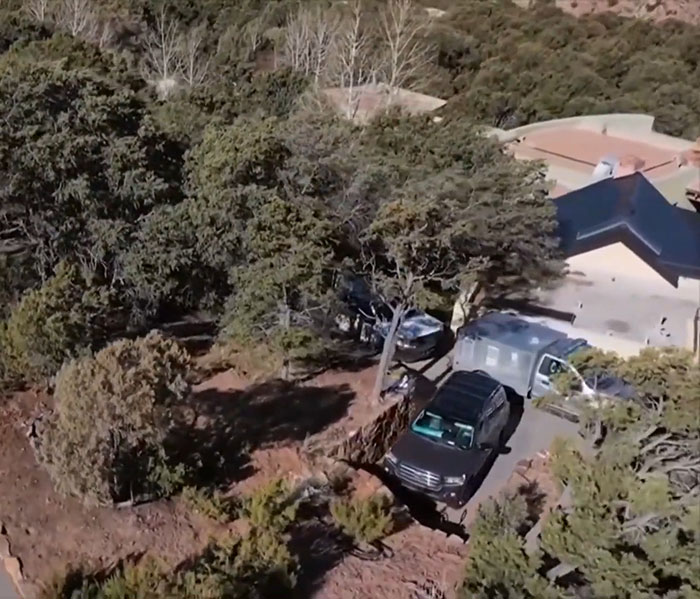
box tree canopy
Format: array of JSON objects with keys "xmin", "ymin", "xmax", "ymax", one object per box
[{"xmin": 461, "ymin": 348, "xmax": 700, "ymax": 599}]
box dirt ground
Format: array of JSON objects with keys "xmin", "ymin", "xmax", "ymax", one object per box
[
  {"xmin": 303, "ymin": 455, "xmax": 559, "ymax": 599},
  {"xmin": 0, "ymin": 365, "xmax": 380, "ymax": 591},
  {"xmin": 0, "ymin": 365, "xmax": 561, "ymax": 599},
  {"xmin": 555, "ymin": 0, "xmax": 700, "ymax": 25}
]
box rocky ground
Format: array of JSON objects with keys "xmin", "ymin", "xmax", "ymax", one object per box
[{"xmin": 555, "ymin": 0, "xmax": 700, "ymax": 25}]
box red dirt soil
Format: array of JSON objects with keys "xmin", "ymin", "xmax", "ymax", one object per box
[
  {"xmin": 0, "ymin": 366, "xmax": 380, "ymax": 591},
  {"xmin": 0, "ymin": 391, "xmax": 211, "ymax": 595},
  {"xmin": 0, "ymin": 367, "xmax": 561, "ymax": 599}
]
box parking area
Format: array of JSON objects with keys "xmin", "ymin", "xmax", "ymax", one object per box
[{"xmin": 401, "ymin": 352, "xmax": 580, "ymax": 524}]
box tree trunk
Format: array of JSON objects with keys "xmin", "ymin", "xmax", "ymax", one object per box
[
  {"xmin": 370, "ymin": 304, "xmax": 404, "ymax": 403},
  {"xmin": 280, "ymin": 296, "xmax": 292, "ymax": 381}
]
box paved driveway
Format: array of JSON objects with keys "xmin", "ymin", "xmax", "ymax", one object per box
[{"xmin": 399, "ymin": 353, "xmax": 580, "ymax": 524}]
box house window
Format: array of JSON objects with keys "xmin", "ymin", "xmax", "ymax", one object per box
[{"xmin": 485, "ymin": 345, "xmax": 499, "ymax": 367}]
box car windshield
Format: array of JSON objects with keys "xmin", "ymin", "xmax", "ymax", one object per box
[
  {"xmin": 565, "ymin": 340, "xmax": 591, "ymax": 357},
  {"xmin": 411, "ymin": 411, "xmax": 474, "ymax": 449}
]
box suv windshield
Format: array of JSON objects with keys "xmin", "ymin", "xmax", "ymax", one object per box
[{"xmin": 411, "ymin": 411, "xmax": 474, "ymax": 449}]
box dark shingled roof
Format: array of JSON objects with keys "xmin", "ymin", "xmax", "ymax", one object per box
[{"xmin": 554, "ymin": 173, "xmax": 700, "ymax": 285}]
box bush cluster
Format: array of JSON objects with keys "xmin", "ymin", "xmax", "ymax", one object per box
[
  {"xmin": 330, "ymin": 494, "xmax": 395, "ymax": 546},
  {"xmin": 0, "ymin": 263, "xmax": 109, "ymax": 387},
  {"xmin": 37, "ymin": 332, "xmax": 191, "ymax": 505}
]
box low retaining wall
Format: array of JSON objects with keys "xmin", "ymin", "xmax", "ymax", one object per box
[{"xmin": 303, "ymin": 392, "xmax": 412, "ymax": 467}]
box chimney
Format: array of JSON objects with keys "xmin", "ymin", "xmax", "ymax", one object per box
[{"xmin": 614, "ymin": 154, "xmax": 645, "ymax": 178}]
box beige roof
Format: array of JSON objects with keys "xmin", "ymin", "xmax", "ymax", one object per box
[
  {"xmin": 322, "ymin": 84, "xmax": 447, "ymax": 123},
  {"xmin": 509, "ymin": 128, "xmax": 681, "ymax": 179}
]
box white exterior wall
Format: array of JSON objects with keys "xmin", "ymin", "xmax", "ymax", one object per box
[{"xmin": 451, "ymin": 243, "xmax": 700, "ymax": 356}]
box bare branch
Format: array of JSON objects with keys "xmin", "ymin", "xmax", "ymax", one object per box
[
  {"xmin": 24, "ymin": 0, "xmax": 53, "ymax": 22},
  {"xmin": 378, "ymin": 0, "xmax": 433, "ymax": 94},
  {"xmin": 332, "ymin": 1, "xmax": 376, "ymax": 119},
  {"xmin": 177, "ymin": 25, "xmax": 211, "ymax": 90},
  {"xmin": 141, "ymin": 7, "xmax": 182, "ymax": 100},
  {"xmin": 283, "ymin": 4, "xmax": 341, "ymax": 86},
  {"xmin": 55, "ymin": 0, "xmax": 98, "ymax": 38}
]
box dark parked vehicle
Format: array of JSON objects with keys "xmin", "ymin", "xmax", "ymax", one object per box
[
  {"xmin": 383, "ymin": 370, "xmax": 510, "ymax": 507},
  {"xmin": 336, "ymin": 277, "xmax": 445, "ymax": 362}
]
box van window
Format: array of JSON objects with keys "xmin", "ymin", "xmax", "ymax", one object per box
[
  {"xmin": 485, "ymin": 345, "xmax": 499, "ymax": 367},
  {"xmin": 539, "ymin": 355, "xmax": 565, "ymax": 376}
]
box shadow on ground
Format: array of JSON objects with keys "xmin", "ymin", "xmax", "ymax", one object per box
[
  {"xmin": 290, "ymin": 518, "xmax": 352, "ymax": 597},
  {"xmin": 169, "ymin": 380, "xmax": 356, "ymax": 489}
]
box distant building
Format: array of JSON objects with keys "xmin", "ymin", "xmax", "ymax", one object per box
[
  {"xmin": 490, "ymin": 114, "xmax": 699, "ymax": 211},
  {"xmin": 322, "ymin": 83, "xmax": 446, "ymax": 123}
]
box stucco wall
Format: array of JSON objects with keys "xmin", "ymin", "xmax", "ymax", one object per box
[{"xmin": 543, "ymin": 243, "xmax": 699, "ymax": 350}]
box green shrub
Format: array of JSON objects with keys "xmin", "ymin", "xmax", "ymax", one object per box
[
  {"xmin": 242, "ymin": 479, "xmax": 299, "ymax": 533},
  {"xmin": 0, "ymin": 262, "xmax": 110, "ymax": 385},
  {"xmin": 330, "ymin": 495, "xmax": 395, "ymax": 545},
  {"xmin": 182, "ymin": 486, "xmax": 238, "ymax": 523},
  {"xmin": 178, "ymin": 530, "xmax": 297, "ymax": 598},
  {"xmin": 38, "ymin": 560, "xmax": 167, "ymax": 599},
  {"xmin": 37, "ymin": 332, "xmax": 191, "ymax": 505}
]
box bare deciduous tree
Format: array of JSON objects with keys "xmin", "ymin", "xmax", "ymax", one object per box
[
  {"xmin": 141, "ymin": 8, "xmax": 182, "ymax": 99},
  {"xmin": 24, "ymin": 0, "xmax": 53, "ymax": 23},
  {"xmin": 177, "ymin": 25, "xmax": 211, "ymax": 89},
  {"xmin": 379, "ymin": 0, "xmax": 433, "ymax": 94},
  {"xmin": 332, "ymin": 1, "xmax": 376, "ymax": 118},
  {"xmin": 56, "ymin": 0, "xmax": 98, "ymax": 38},
  {"xmin": 283, "ymin": 5, "xmax": 341, "ymax": 86}
]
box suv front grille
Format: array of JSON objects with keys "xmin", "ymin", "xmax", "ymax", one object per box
[{"xmin": 397, "ymin": 463, "xmax": 441, "ymax": 491}]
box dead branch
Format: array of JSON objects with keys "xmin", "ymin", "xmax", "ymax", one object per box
[
  {"xmin": 378, "ymin": 0, "xmax": 433, "ymax": 93},
  {"xmin": 55, "ymin": 0, "xmax": 98, "ymax": 38},
  {"xmin": 283, "ymin": 4, "xmax": 341, "ymax": 86},
  {"xmin": 141, "ymin": 7, "xmax": 182, "ymax": 99},
  {"xmin": 332, "ymin": 0, "xmax": 376, "ymax": 119},
  {"xmin": 177, "ymin": 24, "xmax": 211, "ymax": 90},
  {"xmin": 23, "ymin": 0, "xmax": 53, "ymax": 22}
]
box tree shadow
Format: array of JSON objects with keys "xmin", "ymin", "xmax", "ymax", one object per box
[
  {"xmin": 516, "ymin": 480, "xmax": 547, "ymax": 532},
  {"xmin": 168, "ymin": 380, "xmax": 356, "ymax": 489},
  {"xmin": 295, "ymin": 340, "xmax": 379, "ymax": 381},
  {"xmin": 363, "ymin": 464, "xmax": 470, "ymax": 543},
  {"xmin": 290, "ymin": 519, "xmax": 352, "ymax": 598}
]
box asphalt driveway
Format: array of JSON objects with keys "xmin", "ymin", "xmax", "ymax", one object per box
[{"xmin": 397, "ymin": 353, "xmax": 580, "ymax": 525}]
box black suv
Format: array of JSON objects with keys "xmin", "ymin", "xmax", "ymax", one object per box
[{"xmin": 383, "ymin": 371, "xmax": 510, "ymax": 507}]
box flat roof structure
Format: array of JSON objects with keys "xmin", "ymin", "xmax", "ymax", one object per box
[
  {"xmin": 322, "ymin": 84, "xmax": 446, "ymax": 123},
  {"xmin": 491, "ymin": 114, "xmax": 699, "ymax": 210},
  {"xmin": 512, "ymin": 128, "xmax": 680, "ymax": 179}
]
